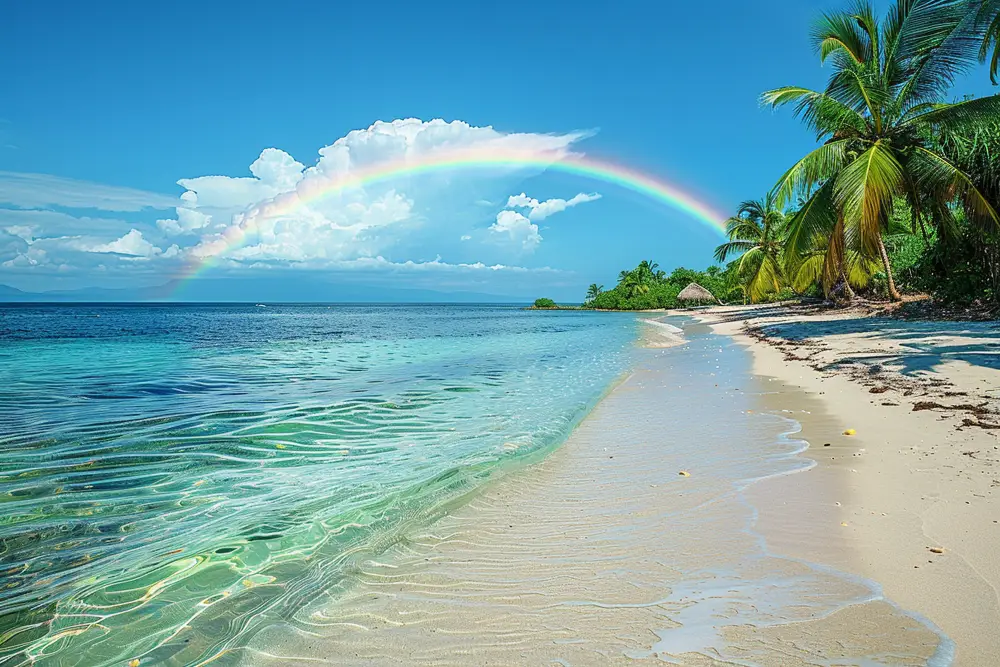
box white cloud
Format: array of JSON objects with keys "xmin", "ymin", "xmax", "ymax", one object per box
[
  {"xmin": 505, "ymin": 191, "xmax": 601, "ymax": 221},
  {"xmin": 460, "ymin": 235, "xmax": 472, "ymax": 241},
  {"xmin": 178, "ymin": 149, "xmax": 306, "ymax": 210},
  {"xmin": 184, "ymin": 119, "xmax": 587, "ymax": 264},
  {"xmin": 490, "ymin": 210, "xmax": 541, "ymax": 250},
  {"xmin": 0, "ymin": 208, "xmax": 137, "ymax": 239},
  {"xmin": 89, "ymin": 229, "xmax": 162, "ymax": 258},
  {"xmin": 157, "ymin": 205, "xmax": 212, "ymax": 236},
  {"xmin": 487, "ymin": 191, "xmax": 600, "ymax": 251},
  {"xmin": 0, "ymin": 172, "xmax": 178, "ymax": 211}
]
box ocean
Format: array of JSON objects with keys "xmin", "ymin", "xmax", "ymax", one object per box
[{"xmin": 0, "ymin": 304, "xmax": 638, "ymax": 666}]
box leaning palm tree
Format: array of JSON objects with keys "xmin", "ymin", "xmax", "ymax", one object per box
[
  {"xmin": 762, "ymin": 0, "xmax": 1000, "ymax": 301},
  {"xmin": 714, "ymin": 194, "xmax": 787, "ymax": 302},
  {"xmin": 585, "ymin": 283, "xmax": 604, "ymax": 302}
]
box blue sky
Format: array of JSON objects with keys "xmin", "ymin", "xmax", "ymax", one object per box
[{"xmin": 1, "ymin": 0, "xmax": 995, "ymax": 300}]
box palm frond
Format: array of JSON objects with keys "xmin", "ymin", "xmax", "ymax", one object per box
[
  {"xmin": 910, "ymin": 146, "xmax": 1000, "ymax": 231},
  {"xmin": 813, "ymin": 9, "xmax": 873, "ymax": 64},
  {"xmin": 724, "ymin": 217, "xmax": 764, "ymax": 240},
  {"xmin": 896, "ymin": 1, "xmax": 984, "ymax": 107},
  {"xmin": 824, "ymin": 61, "xmax": 888, "ymax": 123},
  {"xmin": 977, "ymin": 0, "xmax": 1000, "ymax": 82},
  {"xmin": 822, "ymin": 213, "xmax": 849, "ymax": 295},
  {"xmin": 849, "ymin": 1, "xmax": 882, "ymax": 66},
  {"xmin": 784, "ymin": 181, "xmax": 839, "ymax": 270},
  {"xmin": 713, "ymin": 240, "xmax": 756, "ymax": 263},
  {"xmin": 771, "ymin": 140, "xmax": 850, "ymax": 207},
  {"xmin": 844, "ymin": 248, "xmax": 883, "ymax": 287},
  {"xmin": 734, "ymin": 198, "xmax": 768, "ymax": 222},
  {"xmin": 760, "ymin": 86, "xmax": 869, "ymax": 137},
  {"xmin": 834, "ymin": 140, "xmax": 905, "ymax": 253},
  {"xmin": 792, "ymin": 251, "xmax": 828, "ymax": 292},
  {"xmin": 907, "ymin": 93, "xmax": 1000, "ymax": 133},
  {"xmin": 749, "ymin": 254, "xmax": 784, "ymax": 303}
]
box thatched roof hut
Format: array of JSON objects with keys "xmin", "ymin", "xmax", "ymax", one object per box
[{"xmin": 677, "ymin": 282, "xmax": 720, "ymax": 305}]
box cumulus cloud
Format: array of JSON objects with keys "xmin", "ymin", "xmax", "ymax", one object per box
[
  {"xmin": 505, "ymin": 191, "xmax": 601, "ymax": 221},
  {"xmin": 0, "ymin": 172, "xmax": 178, "ymax": 211},
  {"xmin": 183, "ymin": 119, "xmax": 586, "ymax": 264},
  {"xmin": 89, "ymin": 229, "xmax": 162, "ymax": 258},
  {"xmin": 157, "ymin": 205, "xmax": 212, "ymax": 236},
  {"xmin": 490, "ymin": 210, "xmax": 542, "ymax": 250},
  {"xmin": 488, "ymin": 191, "xmax": 601, "ymax": 251},
  {"xmin": 178, "ymin": 149, "xmax": 307, "ymax": 210}
]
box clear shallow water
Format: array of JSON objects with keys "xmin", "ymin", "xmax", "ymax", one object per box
[{"xmin": 0, "ymin": 304, "xmax": 638, "ymax": 666}]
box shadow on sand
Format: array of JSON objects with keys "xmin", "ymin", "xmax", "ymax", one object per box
[{"xmin": 758, "ymin": 317, "xmax": 1000, "ymax": 377}]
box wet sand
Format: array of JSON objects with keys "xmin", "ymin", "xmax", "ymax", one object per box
[
  {"xmin": 693, "ymin": 305, "xmax": 1000, "ymax": 666},
  {"xmin": 241, "ymin": 318, "xmax": 950, "ymax": 665}
]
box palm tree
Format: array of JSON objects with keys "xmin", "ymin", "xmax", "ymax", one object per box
[
  {"xmin": 714, "ymin": 194, "xmax": 787, "ymax": 302},
  {"xmin": 619, "ymin": 272, "xmax": 650, "ymax": 299},
  {"xmin": 762, "ymin": 0, "xmax": 1000, "ymax": 301},
  {"xmin": 585, "ymin": 284, "xmax": 604, "ymax": 302},
  {"xmin": 633, "ymin": 260, "xmax": 661, "ymax": 284}
]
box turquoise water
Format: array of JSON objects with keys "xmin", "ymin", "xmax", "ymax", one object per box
[{"xmin": 0, "ymin": 304, "xmax": 638, "ymax": 666}]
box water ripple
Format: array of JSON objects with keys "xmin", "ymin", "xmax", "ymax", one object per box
[{"xmin": 0, "ymin": 304, "xmax": 636, "ymax": 666}]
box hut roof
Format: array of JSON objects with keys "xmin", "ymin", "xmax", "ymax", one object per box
[{"xmin": 677, "ymin": 282, "xmax": 719, "ymax": 304}]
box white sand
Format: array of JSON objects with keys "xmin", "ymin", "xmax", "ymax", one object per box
[{"xmin": 692, "ymin": 304, "xmax": 1000, "ymax": 666}]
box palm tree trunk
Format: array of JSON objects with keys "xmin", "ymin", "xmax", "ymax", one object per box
[
  {"xmin": 840, "ymin": 271, "xmax": 856, "ymax": 300},
  {"xmin": 917, "ymin": 214, "xmax": 931, "ymax": 249},
  {"xmin": 877, "ymin": 235, "xmax": 902, "ymax": 302}
]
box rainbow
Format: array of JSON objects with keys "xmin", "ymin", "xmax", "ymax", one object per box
[{"xmin": 168, "ymin": 150, "xmax": 728, "ymax": 295}]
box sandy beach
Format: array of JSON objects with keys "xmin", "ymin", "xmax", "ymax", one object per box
[
  {"xmin": 693, "ymin": 304, "xmax": 1000, "ymax": 666},
  {"xmin": 234, "ymin": 312, "xmax": 1000, "ymax": 666}
]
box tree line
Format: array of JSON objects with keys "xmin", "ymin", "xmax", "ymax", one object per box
[{"xmin": 583, "ymin": 0, "xmax": 1000, "ymax": 311}]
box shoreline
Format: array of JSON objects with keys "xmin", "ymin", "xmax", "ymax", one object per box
[
  {"xmin": 689, "ymin": 304, "xmax": 1000, "ymax": 666},
  {"xmin": 243, "ymin": 313, "xmax": 955, "ymax": 665}
]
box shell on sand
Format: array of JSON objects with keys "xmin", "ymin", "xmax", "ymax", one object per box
[{"xmin": 677, "ymin": 282, "xmax": 719, "ymax": 304}]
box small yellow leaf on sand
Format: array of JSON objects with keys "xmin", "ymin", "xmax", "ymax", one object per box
[
  {"xmin": 843, "ymin": 429, "xmax": 856, "ymax": 436},
  {"xmin": 929, "ymin": 547, "xmax": 944, "ymax": 554},
  {"xmin": 841, "ymin": 522, "xmax": 849, "ymax": 527},
  {"xmin": 678, "ymin": 471, "xmax": 691, "ymax": 477}
]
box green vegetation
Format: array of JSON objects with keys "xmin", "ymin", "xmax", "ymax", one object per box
[
  {"xmin": 582, "ymin": 0, "xmax": 1000, "ymax": 312},
  {"xmin": 588, "ymin": 262, "xmax": 749, "ymax": 310},
  {"xmin": 532, "ymin": 298, "xmax": 558, "ymax": 309}
]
